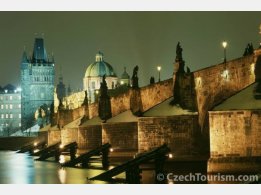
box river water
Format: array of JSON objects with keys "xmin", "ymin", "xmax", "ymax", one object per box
[{"xmin": 0, "ymin": 151, "xmax": 259, "ymax": 184}]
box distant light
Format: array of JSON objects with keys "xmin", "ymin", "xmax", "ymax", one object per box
[
  {"xmin": 221, "ymin": 70, "xmax": 229, "ymax": 80},
  {"xmin": 16, "ymin": 87, "xmax": 22, "ymax": 92},
  {"xmin": 59, "ymin": 155, "xmax": 65, "ymax": 164},
  {"xmin": 168, "ymin": 153, "xmax": 173, "ymax": 159},
  {"xmin": 59, "ymin": 144, "xmax": 64, "ymax": 149},
  {"xmin": 34, "ymin": 142, "xmax": 38, "ymax": 147},
  {"xmin": 110, "ymin": 148, "xmax": 114, "ymax": 152},
  {"xmin": 95, "ymin": 90, "xmax": 99, "ymax": 95},
  {"xmin": 14, "ymin": 90, "xmax": 17, "ymax": 93},
  {"xmin": 157, "ymin": 66, "xmax": 162, "ymax": 71},
  {"xmin": 222, "ymin": 41, "xmax": 227, "ymax": 48},
  {"xmin": 196, "ymin": 77, "xmax": 202, "ymax": 88},
  {"xmin": 251, "ymin": 63, "xmax": 255, "ymax": 74},
  {"xmin": 4, "ymin": 90, "xmax": 7, "ymax": 93},
  {"xmin": 120, "ymin": 81, "xmax": 124, "ymax": 85},
  {"xmin": 33, "ymin": 149, "xmax": 39, "ymax": 153}
]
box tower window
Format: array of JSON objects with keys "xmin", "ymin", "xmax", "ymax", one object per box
[
  {"xmin": 10, "ymin": 104, "xmax": 13, "ymax": 109},
  {"xmin": 0, "ymin": 105, "xmax": 3, "ymax": 109},
  {"xmin": 40, "ymin": 93, "xmax": 45, "ymax": 99},
  {"xmin": 1, "ymin": 114, "xmax": 4, "ymax": 119},
  {"xmin": 18, "ymin": 104, "xmax": 21, "ymax": 108},
  {"xmin": 5, "ymin": 114, "xmax": 8, "ymax": 119},
  {"xmin": 19, "ymin": 114, "xmax": 21, "ymax": 119},
  {"xmin": 5, "ymin": 105, "xmax": 8, "ymax": 109},
  {"xmin": 10, "ymin": 96, "xmax": 12, "ymax": 100},
  {"xmin": 91, "ymin": 81, "xmax": 95, "ymax": 89},
  {"xmin": 10, "ymin": 114, "xmax": 13, "ymax": 119}
]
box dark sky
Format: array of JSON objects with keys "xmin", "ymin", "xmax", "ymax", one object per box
[{"xmin": 0, "ymin": 12, "xmax": 260, "ymax": 90}]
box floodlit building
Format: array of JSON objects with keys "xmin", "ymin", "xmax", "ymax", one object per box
[
  {"xmin": 83, "ymin": 51, "xmax": 118, "ymax": 102},
  {"xmin": 0, "ymin": 85, "xmax": 21, "ymax": 136},
  {"xmin": 20, "ymin": 37, "xmax": 55, "ymax": 130}
]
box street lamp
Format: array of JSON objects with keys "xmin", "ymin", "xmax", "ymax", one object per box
[
  {"xmin": 222, "ymin": 41, "xmax": 227, "ymax": 63},
  {"xmin": 157, "ymin": 66, "xmax": 162, "ymax": 82}
]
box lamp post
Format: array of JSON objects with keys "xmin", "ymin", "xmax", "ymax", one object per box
[
  {"xmin": 157, "ymin": 66, "xmax": 161, "ymax": 82},
  {"xmin": 222, "ymin": 41, "xmax": 227, "ymax": 63}
]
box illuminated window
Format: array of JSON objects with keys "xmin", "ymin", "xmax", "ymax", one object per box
[
  {"xmin": 19, "ymin": 114, "xmax": 21, "ymax": 119},
  {"xmin": 10, "ymin": 104, "xmax": 13, "ymax": 109},
  {"xmin": 10, "ymin": 96, "xmax": 12, "ymax": 100},
  {"xmin": 6, "ymin": 123, "xmax": 8, "ymax": 127},
  {"xmin": 18, "ymin": 96, "xmax": 21, "ymax": 100},
  {"xmin": 18, "ymin": 104, "xmax": 21, "ymax": 108},
  {"xmin": 5, "ymin": 105, "xmax": 8, "ymax": 109},
  {"xmin": 0, "ymin": 105, "xmax": 3, "ymax": 109},
  {"xmin": 0, "ymin": 96, "xmax": 3, "ymax": 100},
  {"xmin": 40, "ymin": 93, "xmax": 45, "ymax": 99},
  {"xmin": 10, "ymin": 114, "xmax": 13, "ymax": 119},
  {"xmin": 1, "ymin": 114, "xmax": 3, "ymax": 119},
  {"xmin": 6, "ymin": 114, "xmax": 8, "ymax": 119},
  {"xmin": 19, "ymin": 123, "xmax": 21, "ymax": 127}
]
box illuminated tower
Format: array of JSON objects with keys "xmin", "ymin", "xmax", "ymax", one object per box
[{"xmin": 20, "ymin": 37, "xmax": 55, "ymax": 130}]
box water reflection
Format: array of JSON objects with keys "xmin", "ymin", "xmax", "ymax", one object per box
[
  {"xmin": 58, "ymin": 168, "xmax": 66, "ymax": 184},
  {"xmin": 0, "ymin": 151, "xmax": 259, "ymax": 184}
]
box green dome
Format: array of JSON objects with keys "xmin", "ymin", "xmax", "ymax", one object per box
[
  {"xmin": 121, "ymin": 67, "xmax": 130, "ymax": 79},
  {"xmin": 85, "ymin": 52, "xmax": 117, "ymax": 77}
]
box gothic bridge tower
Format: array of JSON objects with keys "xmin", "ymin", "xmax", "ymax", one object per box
[{"xmin": 20, "ymin": 37, "xmax": 55, "ymax": 130}]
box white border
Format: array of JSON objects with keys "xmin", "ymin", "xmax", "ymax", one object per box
[{"xmin": 0, "ymin": 0, "xmax": 261, "ymax": 11}]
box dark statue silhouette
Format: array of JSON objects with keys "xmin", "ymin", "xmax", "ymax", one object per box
[{"xmin": 132, "ymin": 65, "xmax": 139, "ymax": 88}]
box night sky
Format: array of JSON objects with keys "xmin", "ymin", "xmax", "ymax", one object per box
[{"xmin": 0, "ymin": 12, "xmax": 260, "ymax": 90}]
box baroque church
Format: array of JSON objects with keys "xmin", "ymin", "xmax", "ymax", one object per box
[
  {"xmin": 20, "ymin": 37, "xmax": 55, "ymax": 130},
  {"xmin": 83, "ymin": 51, "xmax": 118, "ymax": 103}
]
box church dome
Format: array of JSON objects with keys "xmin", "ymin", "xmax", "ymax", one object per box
[
  {"xmin": 84, "ymin": 52, "xmax": 117, "ymax": 77},
  {"xmin": 121, "ymin": 67, "xmax": 130, "ymax": 79}
]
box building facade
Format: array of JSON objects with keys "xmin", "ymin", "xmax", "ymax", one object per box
[
  {"xmin": 83, "ymin": 51, "xmax": 118, "ymax": 103},
  {"xmin": 21, "ymin": 38, "xmax": 55, "ymax": 130},
  {"xmin": 0, "ymin": 85, "xmax": 21, "ymax": 136}
]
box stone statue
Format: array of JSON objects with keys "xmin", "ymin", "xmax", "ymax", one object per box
[
  {"xmin": 186, "ymin": 66, "xmax": 191, "ymax": 73},
  {"xmin": 98, "ymin": 74, "xmax": 112, "ymax": 120},
  {"xmin": 150, "ymin": 76, "xmax": 155, "ymax": 84},
  {"xmin": 100, "ymin": 74, "xmax": 108, "ymax": 97},
  {"xmin": 243, "ymin": 43, "xmax": 254, "ymax": 56},
  {"xmin": 175, "ymin": 42, "xmax": 183, "ymax": 62},
  {"xmin": 132, "ymin": 65, "xmax": 139, "ymax": 88}
]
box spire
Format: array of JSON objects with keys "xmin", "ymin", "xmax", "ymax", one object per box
[
  {"xmin": 21, "ymin": 50, "xmax": 28, "ymax": 63},
  {"xmin": 32, "ymin": 38, "xmax": 48, "ymax": 63}
]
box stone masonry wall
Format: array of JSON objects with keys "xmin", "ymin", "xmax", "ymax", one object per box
[
  {"xmin": 88, "ymin": 102, "xmax": 99, "ymax": 119},
  {"xmin": 102, "ymin": 122, "xmax": 138, "ymax": 150},
  {"xmin": 78, "ymin": 125, "xmax": 102, "ymax": 149},
  {"xmin": 138, "ymin": 115, "xmax": 200, "ymax": 155},
  {"xmin": 58, "ymin": 106, "xmax": 86, "ymax": 128},
  {"xmin": 111, "ymin": 90, "xmax": 131, "ymax": 117},
  {"xmin": 48, "ymin": 129, "xmax": 61, "ymax": 145},
  {"xmin": 61, "ymin": 127, "xmax": 78, "ymax": 145},
  {"xmin": 140, "ymin": 79, "xmax": 173, "ymax": 112},
  {"xmin": 209, "ymin": 110, "xmax": 261, "ymax": 158},
  {"xmin": 194, "ymin": 55, "xmax": 256, "ymax": 134}
]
